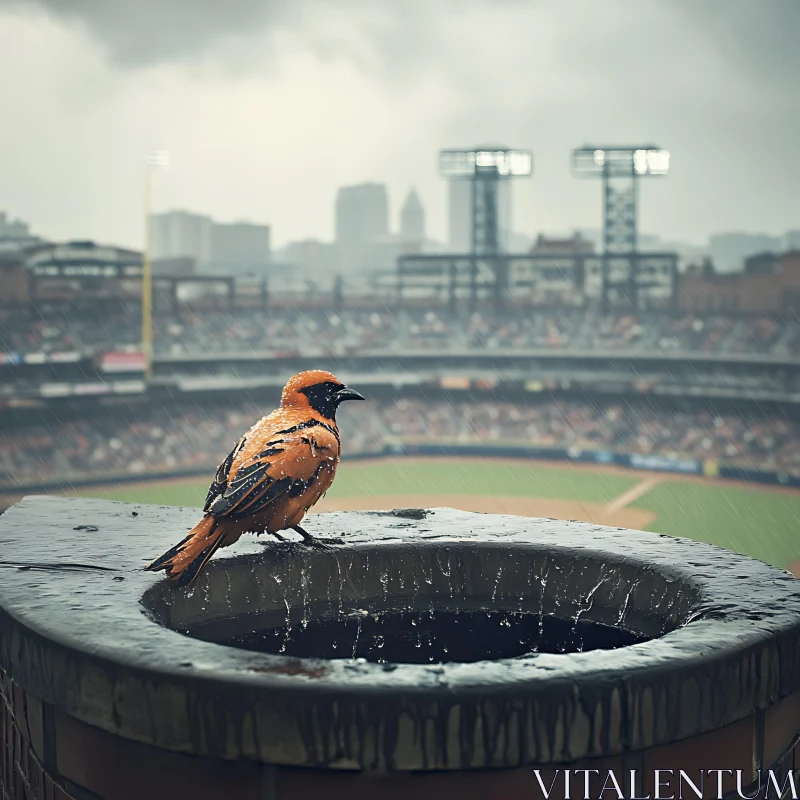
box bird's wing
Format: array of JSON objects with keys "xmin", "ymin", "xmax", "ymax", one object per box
[
  {"xmin": 203, "ymin": 435, "xmax": 247, "ymax": 512},
  {"xmin": 204, "ymin": 420, "xmax": 340, "ymax": 519}
]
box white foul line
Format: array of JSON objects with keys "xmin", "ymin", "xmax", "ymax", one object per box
[{"xmin": 606, "ymin": 477, "xmax": 661, "ymax": 513}]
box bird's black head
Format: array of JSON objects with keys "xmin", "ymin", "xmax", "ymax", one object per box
[{"xmin": 299, "ymin": 380, "xmax": 365, "ymax": 422}]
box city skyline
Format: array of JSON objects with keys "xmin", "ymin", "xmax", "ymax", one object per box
[
  {"xmin": 6, "ymin": 195, "xmax": 800, "ymax": 277},
  {"xmin": 0, "ymin": 1, "xmax": 796, "ymax": 252}
]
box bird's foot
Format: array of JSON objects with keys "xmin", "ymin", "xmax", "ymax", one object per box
[
  {"xmin": 301, "ymin": 536, "xmax": 344, "ymax": 550},
  {"xmin": 292, "ymin": 524, "xmax": 343, "ymax": 549}
]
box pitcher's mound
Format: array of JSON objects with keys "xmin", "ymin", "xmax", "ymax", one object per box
[{"xmin": 314, "ymin": 494, "xmax": 657, "ymax": 531}]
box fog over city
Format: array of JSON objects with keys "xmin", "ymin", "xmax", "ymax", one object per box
[{"xmin": 0, "ymin": 0, "xmax": 797, "ymax": 249}]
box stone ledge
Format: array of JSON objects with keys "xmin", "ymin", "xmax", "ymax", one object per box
[{"xmin": 0, "ymin": 496, "xmax": 799, "ymax": 773}]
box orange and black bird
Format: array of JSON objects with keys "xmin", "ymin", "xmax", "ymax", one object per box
[{"xmin": 145, "ymin": 370, "xmax": 364, "ymax": 587}]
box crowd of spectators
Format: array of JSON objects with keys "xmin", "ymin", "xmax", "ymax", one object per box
[
  {"xmin": 1, "ymin": 306, "xmax": 798, "ymax": 358},
  {"xmin": 0, "ymin": 305, "xmax": 141, "ymax": 355},
  {"xmin": 2, "ymin": 397, "xmax": 797, "ymax": 489},
  {"xmin": 368, "ymin": 399, "xmax": 799, "ymax": 473}
]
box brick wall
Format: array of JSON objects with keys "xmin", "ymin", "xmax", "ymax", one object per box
[
  {"xmin": 2, "ymin": 671, "xmax": 799, "ymax": 800},
  {"xmin": 680, "ymin": 251, "xmax": 800, "ymax": 313},
  {"xmin": 0, "ymin": 673, "xmax": 73, "ymax": 800}
]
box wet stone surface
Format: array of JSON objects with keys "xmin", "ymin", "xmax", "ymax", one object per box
[{"xmin": 1, "ymin": 496, "xmax": 800, "ymax": 771}]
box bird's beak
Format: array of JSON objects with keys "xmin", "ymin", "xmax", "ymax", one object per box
[{"xmin": 336, "ymin": 386, "xmax": 365, "ymax": 402}]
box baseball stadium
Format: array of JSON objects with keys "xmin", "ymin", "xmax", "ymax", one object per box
[
  {"xmin": 2, "ymin": 256, "xmax": 799, "ymax": 577},
  {"xmin": 4, "ymin": 4, "xmax": 800, "ymax": 795},
  {"xmin": 2, "ymin": 177, "xmax": 800, "ymax": 800}
]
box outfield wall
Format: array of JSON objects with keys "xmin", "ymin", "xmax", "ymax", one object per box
[{"xmin": 2, "ymin": 442, "xmax": 798, "ymax": 499}]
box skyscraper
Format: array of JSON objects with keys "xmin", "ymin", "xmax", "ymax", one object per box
[
  {"xmin": 335, "ymin": 183, "xmax": 389, "ymax": 247},
  {"xmin": 334, "ymin": 183, "xmax": 389, "ymax": 272},
  {"xmin": 400, "ymin": 189, "xmax": 425, "ymax": 244},
  {"xmin": 150, "ymin": 211, "xmax": 270, "ymax": 275}
]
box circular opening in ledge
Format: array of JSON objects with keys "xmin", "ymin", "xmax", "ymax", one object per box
[
  {"xmin": 142, "ymin": 541, "xmax": 699, "ymax": 667},
  {"xmin": 187, "ymin": 608, "xmax": 647, "ymax": 664}
]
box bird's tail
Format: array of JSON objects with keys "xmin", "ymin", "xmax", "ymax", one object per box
[{"xmin": 145, "ymin": 516, "xmax": 228, "ymax": 588}]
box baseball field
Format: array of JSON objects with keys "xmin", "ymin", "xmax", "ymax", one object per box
[{"xmin": 78, "ymin": 457, "xmax": 800, "ymax": 574}]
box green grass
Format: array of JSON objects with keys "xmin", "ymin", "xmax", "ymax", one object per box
[
  {"xmin": 78, "ymin": 460, "xmax": 800, "ymax": 569},
  {"xmin": 325, "ymin": 460, "xmax": 638, "ymax": 503},
  {"xmin": 633, "ymin": 481, "xmax": 800, "ymax": 570},
  {"xmin": 82, "ymin": 479, "xmax": 210, "ymax": 508},
  {"xmin": 81, "ymin": 461, "xmax": 638, "ymax": 507}
]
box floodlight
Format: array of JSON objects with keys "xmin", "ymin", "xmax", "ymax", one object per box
[
  {"xmin": 439, "ymin": 148, "xmax": 532, "ymax": 178},
  {"xmin": 572, "ymin": 146, "xmax": 669, "ymax": 178},
  {"xmin": 570, "ymin": 143, "xmax": 671, "ymax": 307},
  {"xmin": 635, "ymin": 149, "xmax": 670, "ymax": 175},
  {"xmin": 438, "ymin": 145, "xmax": 533, "ymax": 260}
]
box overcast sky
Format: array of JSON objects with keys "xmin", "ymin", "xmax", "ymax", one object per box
[{"xmin": 0, "ymin": 0, "xmax": 797, "ymax": 250}]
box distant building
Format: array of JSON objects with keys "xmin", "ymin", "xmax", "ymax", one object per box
[
  {"xmin": 335, "ymin": 183, "xmax": 389, "ymax": 247},
  {"xmin": 531, "ymin": 233, "xmax": 595, "ymax": 255},
  {"xmin": 150, "ymin": 211, "xmax": 212, "ymax": 266},
  {"xmin": 364, "ymin": 236, "xmax": 402, "ymax": 272},
  {"xmin": 334, "ymin": 183, "xmax": 389, "ymax": 272},
  {"xmin": 0, "ymin": 212, "xmax": 30, "ymax": 239},
  {"xmin": 0, "ymin": 211, "xmax": 43, "ymax": 253},
  {"xmin": 680, "ymin": 250, "xmax": 800, "ymax": 313},
  {"xmin": 447, "ymin": 180, "xmax": 512, "ymax": 252},
  {"xmin": 23, "ymin": 240, "xmax": 143, "ymax": 303},
  {"xmin": 283, "ymin": 239, "xmax": 336, "ymax": 275},
  {"xmin": 575, "ymin": 229, "xmax": 604, "ymax": 251},
  {"xmin": 784, "ymin": 230, "xmax": 800, "ymax": 252},
  {"xmin": 684, "ymin": 257, "xmax": 716, "ymax": 279},
  {"xmin": 150, "ymin": 211, "xmax": 270, "ymax": 276},
  {"xmin": 400, "ymin": 189, "xmax": 425, "ymax": 246},
  {"xmin": 708, "ymin": 232, "xmax": 782, "ymax": 274},
  {"xmin": 210, "ymin": 221, "xmax": 270, "ymax": 277},
  {"xmin": 743, "ymin": 252, "xmax": 781, "ymax": 275}
]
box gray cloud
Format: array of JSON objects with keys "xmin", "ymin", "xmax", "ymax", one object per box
[
  {"xmin": 0, "ymin": 0, "xmax": 797, "ymax": 247},
  {"xmin": 680, "ymin": 0, "xmax": 800, "ymax": 89},
  {"xmin": 0, "ymin": 0, "xmax": 548, "ymax": 91},
  {"xmin": 1, "ymin": 0, "xmax": 297, "ymax": 65},
  {"xmin": 0, "ymin": 0, "xmax": 484, "ymax": 69},
  {"xmin": 5, "ymin": 0, "xmax": 797, "ymax": 112}
]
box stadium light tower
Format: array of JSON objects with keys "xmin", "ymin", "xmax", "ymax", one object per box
[
  {"xmin": 142, "ymin": 149, "xmax": 170, "ymax": 380},
  {"xmin": 572, "ymin": 145, "xmax": 669, "ymax": 253},
  {"xmin": 572, "ymin": 145, "xmax": 669, "ymax": 306},
  {"xmin": 440, "ymin": 146, "xmax": 533, "ymax": 255},
  {"xmin": 439, "ymin": 146, "xmax": 532, "ymax": 310}
]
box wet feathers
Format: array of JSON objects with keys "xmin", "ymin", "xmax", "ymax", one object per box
[{"xmin": 145, "ymin": 370, "xmax": 364, "ymax": 587}]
